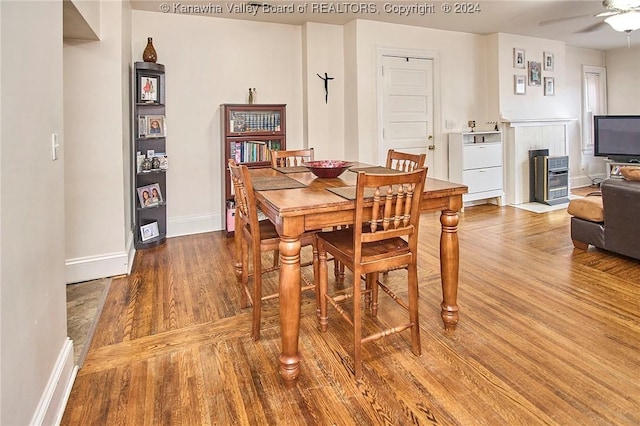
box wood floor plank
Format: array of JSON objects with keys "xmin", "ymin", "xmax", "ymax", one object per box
[{"xmin": 62, "ymin": 205, "xmax": 640, "ymax": 425}]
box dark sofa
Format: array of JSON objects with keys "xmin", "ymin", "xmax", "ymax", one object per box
[{"xmin": 568, "ymin": 178, "xmax": 640, "ymax": 260}]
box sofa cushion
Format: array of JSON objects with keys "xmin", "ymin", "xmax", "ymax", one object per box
[
  {"xmin": 567, "ymin": 196, "xmax": 604, "ymax": 222},
  {"xmin": 620, "ymin": 166, "xmax": 640, "ymax": 181}
]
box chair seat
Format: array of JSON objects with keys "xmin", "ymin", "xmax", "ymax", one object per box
[
  {"xmin": 255, "ymin": 219, "xmax": 280, "ymax": 241},
  {"xmin": 242, "ymin": 219, "xmax": 315, "ymax": 248},
  {"xmin": 318, "ymin": 228, "xmax": 410, "ymax": 264}
]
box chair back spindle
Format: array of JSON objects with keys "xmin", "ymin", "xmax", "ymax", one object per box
[
  {"xmin": 386, "ymin": 149, "xmax": 426, "ymax": 172},
  {"xmin": 271, "ymin": 148, "xmax": 314, "ymax": 168}
]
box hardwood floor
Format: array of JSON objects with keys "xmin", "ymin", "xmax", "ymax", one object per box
[{"xmin": 61, "ymin": 205, "xmax": 640, "ymax": 425}]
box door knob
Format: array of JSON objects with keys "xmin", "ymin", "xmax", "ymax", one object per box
[{"xmin": 427, "ymin": 135, "xmax": 435, "ymax": 150}]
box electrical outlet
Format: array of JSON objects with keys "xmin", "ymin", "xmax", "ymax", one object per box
[{"xmin": 51, "ymin": 133, "xmax": 59, "ymax": 161}]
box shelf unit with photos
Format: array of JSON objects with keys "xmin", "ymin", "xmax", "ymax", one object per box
[
  {"xmin": 133, "ymin": 62, "xmax": 168, "ymax": 249},
  {"xmin": 221, "ymin": 103, "xmax": 286, "ymax": 236}
]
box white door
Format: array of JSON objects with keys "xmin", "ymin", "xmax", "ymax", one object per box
[{"xmin": 380, "ymin": 56, "xmax": 435, "ymax": 175}]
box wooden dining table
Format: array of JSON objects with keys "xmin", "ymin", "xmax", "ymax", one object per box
[{"xmin": 239, "ymin": 163, "xmax": 468, "ymax": 384}]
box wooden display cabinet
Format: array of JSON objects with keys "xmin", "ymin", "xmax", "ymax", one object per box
[{"xmin": 221, "ymin": 104, "xmax": 286, "ymax": 235}]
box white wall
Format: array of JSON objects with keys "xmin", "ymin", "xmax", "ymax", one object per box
[
  {"xmin": 352, "ymin": 20, "xmax": 489, "ymax": 179},
  {"xmin": 606, "ymin": 46, "xmax": 640, "ymax": 115},
  {"xmin": 566, "ymin": 46, "xmax": 607, "ymax": 184},
  {"xmin": 69, "ymin": 0, "xmax": 101, "ymax": 37},
  {"xmin": 495, "ymin": 33, "xmax": 569, "ymax": 120},
  {"xmin": 131, "ymin": 11, "xmax": 303, "ymax": 236},
  {"xmin": 344, "ymin": 21, "xmax": 359, "ymax": 163},
  {"xmin": 1, "ymin": 1, "xmax": 71, "ymax": 424},
  {"xmin": 64, "ymin": 0, "xmax": 131, "ymax": 283},
  {"xmin": 302, "ymin": 22, "xmax": 345, "ymax": 160},
  {"xmin": 121, "ymin": 0, "xmax": 133, "ymax": 257}
]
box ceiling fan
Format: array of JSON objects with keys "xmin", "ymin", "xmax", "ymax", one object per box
[
  {"xmin": 540, "ymin": 0, "xmax": 640, "ymax": 34},
  {"xmin": 598, "ymin": 0, "xmax": 640, "ymax": 31}
]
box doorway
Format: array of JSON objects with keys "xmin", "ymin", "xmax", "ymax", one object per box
[{"xmin": 378, "ymin": 53, "xmax": 438, "ymax": 177}]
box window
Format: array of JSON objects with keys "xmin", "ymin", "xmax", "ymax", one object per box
[{"xmin": 582, "ymin": 65, "xmax": 607, "ymax": 153}]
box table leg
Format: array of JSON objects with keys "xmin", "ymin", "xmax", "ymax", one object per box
[
  {"xmin": 439, "ymin": 209, "xmax": 460, "ymax": 331},
  {"xmin": 278, "ymin": 235, "xmax": 302, "ymax": 384}
]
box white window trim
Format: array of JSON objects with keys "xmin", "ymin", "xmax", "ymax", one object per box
[{"xmin": 581, "ymin": 65, "xmax": 607, "ymax": 154}]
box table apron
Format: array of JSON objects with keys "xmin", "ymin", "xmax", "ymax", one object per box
[{"xmin": 259, "ymin": 194, "xmax": 463, "ymax": 235}]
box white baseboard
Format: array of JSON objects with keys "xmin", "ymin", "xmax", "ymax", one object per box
[
  {"xmin": 65, "ymin": 251, "xmax": 129, "ymax": 284},
  {"xmin": 65, "ymin": 214, "xmax": 224, "ymax": 284},
  {"xmin": 167, "ymin": 212, "xmax": 222, "ymax": 238},
  {"xmin": 30, "ymin": 338, "xmax": 77, "ymax": 426},
  {"xmin": 125, "ymin": 229, "xmax": 135, "ymax": 275}
]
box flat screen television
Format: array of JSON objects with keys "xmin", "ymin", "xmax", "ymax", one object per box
[{"xmin": 594, "ymin": 115, "xmax": 640, "ymax": 163}]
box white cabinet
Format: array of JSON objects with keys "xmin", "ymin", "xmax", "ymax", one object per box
[{"xmin": 449, "ymin": 131, "xmax": 504, "ymax": 205}]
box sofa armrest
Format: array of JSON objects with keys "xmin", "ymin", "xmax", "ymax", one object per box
[{"xmin": 601, "ymin": 178, "xmax": 640, "ymax": 259}]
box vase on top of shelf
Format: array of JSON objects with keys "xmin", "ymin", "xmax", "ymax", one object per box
[{"xmin": 143, "ymin": 37, "xmax": 157, "ymax": 63}]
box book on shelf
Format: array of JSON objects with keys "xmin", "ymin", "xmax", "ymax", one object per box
[{"xmin": 229, "ymin": 140, "xmax": 282, "ymax": 164}]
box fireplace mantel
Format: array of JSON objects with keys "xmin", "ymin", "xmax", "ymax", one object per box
[
  {"xmin": 500, "ymin": 118, "xmax": 576, "ymax": 127},
  {"xmin": 498, "ymin": 118, "xmax": 577, "ymax": 205}
]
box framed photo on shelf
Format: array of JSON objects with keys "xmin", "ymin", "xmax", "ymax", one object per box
[
  {"xmin": 140, "ymin": 222, "xmax": 160, "ymax": 242},
  {"xmin": 147, "ymin": 183, "xmax": 163, "ymax": 204},
  {"xmin": 137, "ymin": 183, "xmax": 163, "ymax": 208},
  {"xmin": 513, "ymin": 48, "xmax": 525, "ymax": 69},
  {"xmin": 528, "ymin": 61, "xmax": 542, "ymax": 86},
  {"xmin": 138, "ymin": 75, "xmax": 159, "ymax": 103},
  {"xmin": 514, "ymin": 75, "xmax": 526, "ymax": 95},
  {"xmin": 544, "ymin": 77, "xmax": 555, "ymax": 96},
  {"xmin": 145, "ymin": 115, "xmax": 166, "ymax": 137},
  {"xmin": 543, "ymin": 51, "xmax": 554, "ymax": 71}
]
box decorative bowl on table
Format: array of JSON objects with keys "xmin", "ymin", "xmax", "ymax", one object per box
[{"xmin": 303, "ymin": 160, "xmax": 353, "ymax": 178}]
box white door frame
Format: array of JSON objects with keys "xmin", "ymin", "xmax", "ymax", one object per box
[{"xmin": 376, "ymin": 46, "xmax": 443, "ymax": 179}]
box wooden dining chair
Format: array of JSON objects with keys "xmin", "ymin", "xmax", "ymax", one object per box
[
  {"xmin": 271, "ymin": 147, "xmax": 346, "ymax": 283},
  {"xmin": 271, "ymin": 148, "xmax": 314, "ymax": 167},
  {"xmin": 228, "ymin": 159, "xmax": 317, "ymax": 340},
  {"xmin": 386, "ymin": 149, "xmax": 426, "ymax": 172},
  {"xmin": 314, "ymin": 168, "xmax": 427, "ymax": 378},
  {"xmin": 382, "ymin": 149, "xmax": 428, "ymax": 276}
]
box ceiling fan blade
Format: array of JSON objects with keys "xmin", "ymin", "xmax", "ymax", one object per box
[
  {"xmin": 576, "ymin": 21, "xmax": 609, "ymax": 33},
  {"xmin": 539, "ymin": 14, "xmax": 595, "ymax": 27},
  {"xmin": 596, "ymin": 10, "xmax": 619, "ymax": 17}
]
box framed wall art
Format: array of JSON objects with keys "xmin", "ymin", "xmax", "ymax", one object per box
[
  {"xmin": 513, "ymin": 48, "xmax": 525, "ymax": 69},
  {"xmin": 544, "ymin": 51, "xmax": 554, "ymax": 71},
  {"xmin": 138, "ymin": 75, "xmax": 159, "ymax": 103},
  {"xmin": 528, "ymin": 61, "xmax": 542, "ymax": 86},
  {"xmin": 544, "ymin": 77, "xmax": 555, "ymax": 96},
  {"xmin": 514, "ymin": 75, "xmax": 526, "ymax": 95}
]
